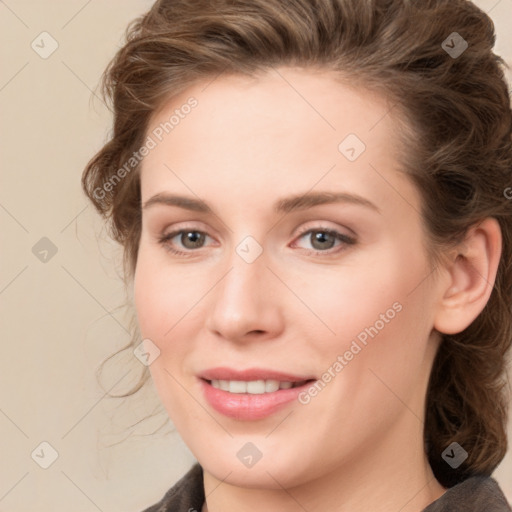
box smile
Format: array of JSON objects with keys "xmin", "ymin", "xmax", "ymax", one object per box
[
  {"xmin": 208, "ymin": 379, "xmax": 310, "ymax": 394},
  {"xmin": 200, "ymin": 377, "xmax": 316, "ymax": 420}
]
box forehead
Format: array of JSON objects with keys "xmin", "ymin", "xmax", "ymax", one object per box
[{"xmin": 140, "ymin": 67, "xmax": 419, "ymax": 217}]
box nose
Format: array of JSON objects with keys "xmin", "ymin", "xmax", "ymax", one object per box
[{"xmin": 204, "ymin": 244, "xmax": 284, "ymax": 343}]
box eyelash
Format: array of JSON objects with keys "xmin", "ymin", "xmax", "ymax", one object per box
[{"xmin": 157, "ymin": 225, "xmax": 356, "ymax": 258}]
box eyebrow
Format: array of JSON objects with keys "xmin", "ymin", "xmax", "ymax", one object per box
[{"xmin": 142, "ymin": 191, "xmax": 381, "ymax": 215}]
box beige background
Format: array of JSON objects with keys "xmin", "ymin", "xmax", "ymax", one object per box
[{"xmin": 0, "ymin": 1, "xmax": 511, "ymax": 510}]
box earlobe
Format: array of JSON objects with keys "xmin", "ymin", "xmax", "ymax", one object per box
[{"xmin": 433, "ymin": 218, "xmax": 502, "ymax": 335}]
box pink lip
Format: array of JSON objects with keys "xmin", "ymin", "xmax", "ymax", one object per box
[
  {"xmin": 199, "ymin": 367, "xmax": 316, "ymax": 382},
  {"xmin": 198, "ymin": 367, "xmax": 317, "ymax": 421}
]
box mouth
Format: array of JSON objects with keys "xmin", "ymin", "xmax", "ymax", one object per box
[
  {"xmin": 202, "ymin": 378, "xmax": 314, "ymax": 394},
  {"xmin": 198, "ymin": 370, "xmax": 318, "ymax": 420}
]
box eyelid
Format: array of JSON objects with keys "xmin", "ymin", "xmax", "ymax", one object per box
[
  {"xmin": 293, "ymin": 221, "xmax": 355, "ymax": 238},
  {"xmin": 159, "ymin": 221, "xmax": 217, "ymax": 241},
  {"xmin": 158, "ymin": 221, "xmax": 357, "ymax": 256},
  {"xmin": 290, "ymin": 224, "xmax": 356, "ymax": 254}
]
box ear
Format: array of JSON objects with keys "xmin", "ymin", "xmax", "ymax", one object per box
[{"xmin": 433, "ymin": 218, "xmax": 502, "ymax": 335}]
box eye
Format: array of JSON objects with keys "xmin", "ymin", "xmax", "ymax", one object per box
[
  {"xmin": 157, "ymin": 225, "xmax": 356, "ymax": 257},
  {"xmin": 158, "ymin": 229, "xmax": 213, "ymax": 256},
  {"xmin": 292, "ymin": 227, "xmax": 356, "ymax": 254}
]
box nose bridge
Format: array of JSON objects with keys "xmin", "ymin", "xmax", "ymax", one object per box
[{"xmin": 206, "ymin": 236, "xmax": 281, "ymax": 339}]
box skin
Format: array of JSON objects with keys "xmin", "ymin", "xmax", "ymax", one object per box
[{"xmin": 133, "ymin": 67, "xmax": 502, "ymax": 512}]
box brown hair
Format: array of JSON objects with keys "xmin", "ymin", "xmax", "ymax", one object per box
[{"xmin": 82, "ymin": 0, "xmax": 512, "ymax": 488}]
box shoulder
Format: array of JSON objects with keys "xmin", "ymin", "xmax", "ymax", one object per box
[
  {"xmin": 423, "ymin": 475, "xmax": 512, "ymax": 512},
  {"xmin": 140, "ymin": 463, "xmax": 204, "ymax": 512}
]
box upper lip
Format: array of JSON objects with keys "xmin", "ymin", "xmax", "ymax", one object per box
[{"xmin": 199, "ymin": 367, "xmax": 317, "ymax": 382}]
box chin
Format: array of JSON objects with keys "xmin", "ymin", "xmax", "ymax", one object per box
[{"xmin": 198, "ymin": 446, "xmax": 315, "ymax": 490}]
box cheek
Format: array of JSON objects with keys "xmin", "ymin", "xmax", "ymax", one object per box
[
  {"xmin": 316, "ymin": 246, "xmax": 425, "ymax": 339},
  {"xmin": 133, "ymin": 244, "xmax": 204, "ymax": 342},
  {"xmin": 315, "ymin": 260, "xmax": 435, "ymax": 427},
  {"xmin": 311, "ymin": 242, "xmax": 433, "ymax": 388},
  {"xmin": 133, "ymin": 248, "xmax": 204, "ymax": 420}
]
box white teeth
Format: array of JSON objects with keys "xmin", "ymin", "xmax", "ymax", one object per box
[
  {"xmin": 209, "ymin": 379, "xmax": 305, "ymax": 394},
  {"xmin": 246, "ymin": 380, "xmax": 265, "ymax": 394},
  {"xmin": 265, "ymin": 380, "xmax": 280, "ymax": 392},
  {"xmin": 230, "ymin": 380, "xmax": 249, "ymax": 393}
]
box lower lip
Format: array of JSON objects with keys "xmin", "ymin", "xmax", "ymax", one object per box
[{"xmin": 199, "ymin": 379, "xmax": 315, "ymax": 420}]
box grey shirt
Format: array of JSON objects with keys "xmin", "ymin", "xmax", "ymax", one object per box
[{"xmin": 141, "ymin": 463, "xmax": 512, "ymax": 512}]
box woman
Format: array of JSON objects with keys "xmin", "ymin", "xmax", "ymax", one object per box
[{"xmin": 82, "ymin": 0, "xmax": 512, "ymax": 510}]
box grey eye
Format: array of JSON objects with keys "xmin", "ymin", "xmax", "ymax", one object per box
[
  {"xmin": 179, "ymin": 231, "xmax": 206, "ymax": 249},
  {"xmin": 309, "ymin": 230, "xmax": 337, "ymax": 250}
]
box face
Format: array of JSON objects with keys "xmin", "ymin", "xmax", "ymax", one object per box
[{"xmin": 134, "ymin": 67, "xmax": 443, "ymax": 488}]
